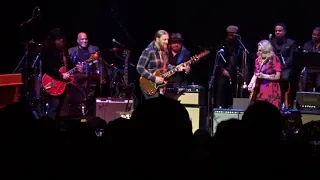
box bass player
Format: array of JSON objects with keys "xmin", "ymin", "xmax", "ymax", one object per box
[
  {"xmin": 42, "ymin": 28, "xmax": 82, "ymax": 120},
  {"xmin": 136, "ymin": 30, "xmax": 188, "ymax": 99}
]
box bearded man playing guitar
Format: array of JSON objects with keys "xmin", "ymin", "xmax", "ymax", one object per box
[
  {"xmin": 136, "ymin": 30, "xmax": 188, "ymax": 99},
  {"xmin": 42, "ymin": 28, "xmax": 83, "ymax": 120}
]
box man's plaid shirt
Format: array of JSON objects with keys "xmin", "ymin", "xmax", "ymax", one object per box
[{"xmin": 136, "ymin": 41, "xmax": 174, "ymax": 82}]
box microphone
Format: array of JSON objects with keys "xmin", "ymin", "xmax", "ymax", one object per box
[
  {"xmin": 217, "ymin": 49, "xmax": 224, "ymax": 54},
  {"xmin": 112, "ymin": 39, "xmax": 123, "ymax": 46},
  {"xmin": 269, "ymin": 34, "xmax": 272, "ymax": 41},
  {"xmin": 217, "ymin": 49, "xmax": 226, "ymax": 62}
]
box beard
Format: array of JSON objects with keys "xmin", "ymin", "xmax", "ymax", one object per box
[{"xmin": 156, "ymin": 41, "xmax": 167, "ymax": 50}]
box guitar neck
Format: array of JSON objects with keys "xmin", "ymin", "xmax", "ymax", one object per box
[
  {"xmin": 67, "ymin": 59, "xmax": 91, "ymax": 75},
  {"xmin": 160, "ymin": 60, "xmax": 192, "ymax": 78},
  {"xmin": 159, "ymin": 50, "xmax": 210, "ymax": 79},
  {"xmin": 123, "ymin": 50, "xmax": 130, "ymax": 85}
]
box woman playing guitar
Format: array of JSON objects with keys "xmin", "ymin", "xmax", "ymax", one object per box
[{"xmin": 248, "ymin": 40, "xmax": 282, "ymax": 110}]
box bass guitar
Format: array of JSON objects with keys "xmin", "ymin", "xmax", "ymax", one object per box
[
  {"xmin": 139, "ymin": 50, "xmax": 210, "ymax": 96},
  {"xmin": 42, "ymin": 52, "xmax": 100, "ymax": 96}
]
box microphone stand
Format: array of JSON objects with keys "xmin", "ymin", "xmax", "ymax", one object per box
[
  {"xmin": 236, "ymin": 36, "xmax": 249, "ymax": 98},
  {"xmin": 14, "ymin": 6, "xmax": 40, "ymax": 101},
  {"xmin": 237, "ymin": 36, "xmax": 249, "ymax": 54},
  {"xmin": 109, "ymin": 9, "xmax": 134, "ymax": 44},
  {"xmin": 207, "ymin": 52, "xmax": 225, "ymax": 136}
]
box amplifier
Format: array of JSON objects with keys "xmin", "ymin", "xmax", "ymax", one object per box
[
  {"xmin": 95, "ymin": 98, "xmax": 134, "ymax": 123},
  {"xmin": 296, "ymin": 91, "xmax": 320, "ymax": 112},
  {"xmin": 300, "ymin": 110, "xmax": 320, "ymax": 124},
  {"xmin": 185, "ymin": 106, "xmax": 207, "ymax": 133},
  {"xmin": 212, "ymin": 108, "xmax": 244, "ymax": 134},
  {"xmin": 166, "ymin": 85, "xmax": 207, "ymax": 106}
]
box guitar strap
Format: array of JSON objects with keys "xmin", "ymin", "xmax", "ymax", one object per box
[
  {"xmin": 62, "ymin": 52, "xmax": 68, "ymax": 69},
  {"xmin": 160, "ymin": 50, "xmax": 168, "ymax": 71},
  {"xmin": 159, "ymin": 50, "xmax": 168, "ymax": 95}
]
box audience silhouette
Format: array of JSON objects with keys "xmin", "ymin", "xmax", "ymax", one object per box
[{"xmin": 0, "ymin": 97, "xmax": 318, "ymax": 179}]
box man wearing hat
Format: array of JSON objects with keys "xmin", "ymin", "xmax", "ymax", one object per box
[
  {"xmin": 166, "ymin": 33, "xmax": 191, "ymax": 88},
  {"xmin": 215, "ymin": 25, "xmax": 242, "ymax": 108}
]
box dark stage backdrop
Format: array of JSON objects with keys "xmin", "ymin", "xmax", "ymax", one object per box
[{"xmin": 3, "ymin": 0, "xmax": 320, "ymax": 87}]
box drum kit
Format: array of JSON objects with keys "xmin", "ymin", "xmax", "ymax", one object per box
[{"xmin": 15, "ymin": 40, "xmax": 131, "ymax": 119}]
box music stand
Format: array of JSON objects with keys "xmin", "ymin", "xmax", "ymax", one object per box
[{"xmin": 292, "ymin": 52, "xmax": 320, "ymax": 78}]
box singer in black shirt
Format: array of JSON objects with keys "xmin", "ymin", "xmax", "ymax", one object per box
[
  {"xmin": 270, "ymin": 23, "xmax": 297, "ymax": 107},
  {"xmin": 215, "ymin": 25, "xmax": 242, "ymax": 108}
]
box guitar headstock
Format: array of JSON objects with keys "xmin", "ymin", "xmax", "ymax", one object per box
[
  {"xmin": 83, "ymin": 51, "xmax": 100, "ymax": 64},
  {"xmin": 123, "ymin": 49, "xmax": 131, "ymax": 58},
  {"xmin": 191, "ymin": 50, "xmax": 210, "ymax": 63},
  {"xmin": 89, "ymin": 51, "xmax": 100, "ymax": 60}
]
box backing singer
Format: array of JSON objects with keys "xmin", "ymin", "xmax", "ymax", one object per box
[{"xmin": 248, "ymin": 40, "xmax": 282, "ymax": 109}]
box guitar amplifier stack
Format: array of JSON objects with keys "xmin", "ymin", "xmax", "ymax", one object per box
[
  {"xmin": 166, "ymin": 85, "xmax": 207, "ymax": 133},
  {"xmin": 95, "ymin": 98, "xmax": 134, "ymax": 123}
]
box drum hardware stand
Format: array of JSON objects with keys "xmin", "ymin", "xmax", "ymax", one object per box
[
  {"xmin": 207, "ymin": 50, "xmax": 226, "ymax": 136},
  {"xmin": 13, "ymin": 40, "xmax": 30, "ymax": 101},
  {"xmin": 32, "ymin": 53, "xmax": 47, "ymax": 117}
]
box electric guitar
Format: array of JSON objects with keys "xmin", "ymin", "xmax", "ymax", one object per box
[
  {"xmin": 139, "ymin": 50, "xmax": 210, "ymax": 96},
  {"xmin": 42, "ymin": 52, "xmax": 100, "ymax": 96},
  {"xmin": 115, "ymin": 49, "xmax": 135, "ymax": 98}
]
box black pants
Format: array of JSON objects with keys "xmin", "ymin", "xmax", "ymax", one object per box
[
  {"xmin": 280, "ymin": 68, "xmax": 299, "ymax": 105},
  {"xmin": 45, "ymin": 94, "xmax": 64, "ymax": 120},
  {"xmin": 215, "ymin": 76, "xmax": 234, "ymax": 108},
  {"xmin": 301, "ymin": 71, "xmax": 320, "ymax": 92}
]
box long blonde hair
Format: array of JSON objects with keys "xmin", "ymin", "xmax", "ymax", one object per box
[{"xmin": 257, "ymin": 40, "xmax": 275, "ymax": 61}]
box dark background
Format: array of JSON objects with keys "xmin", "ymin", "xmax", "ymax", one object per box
[{"xmin": 3, "ymin": 0, "xmax": 320, "ymax": 87}]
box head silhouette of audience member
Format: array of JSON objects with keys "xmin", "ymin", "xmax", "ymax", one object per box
[
  {"xmin": 214, "ymin": 118, "xmax": 245, "ymax": 143},
  {"xmin": 129, "ymin": 95, "xmax": 193, "ymax": 177},
  {"xmin": 130, "ymin": 95, "xmax": 193, "ymax": 144},
  {"xmin": 242, "ymin": 101, "xmax": 283, "ymax": 141}
]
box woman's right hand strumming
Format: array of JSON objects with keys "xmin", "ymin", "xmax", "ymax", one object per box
[
  {"xmin": 155, "ymin": 76, "xmax": 164, "ymax": 84},
  {"xmin": 62, "ymin": 73, "xmax": 70, "ymax": 80},
  {"xmin": 248, "ymin": 83, "xmax": 254, "ymax": 92}
]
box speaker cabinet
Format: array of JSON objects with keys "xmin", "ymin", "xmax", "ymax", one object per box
[
  {"xmin": 96, "ymin": 98, "xmax": 134, "ymax": 123},
  {"xmin": 185, "ymin": 106, "xmax": 207, "ymax": 133},
  {"xmin": 212, "ymin": 108, "xmax": 244, "ymax": 134}
]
